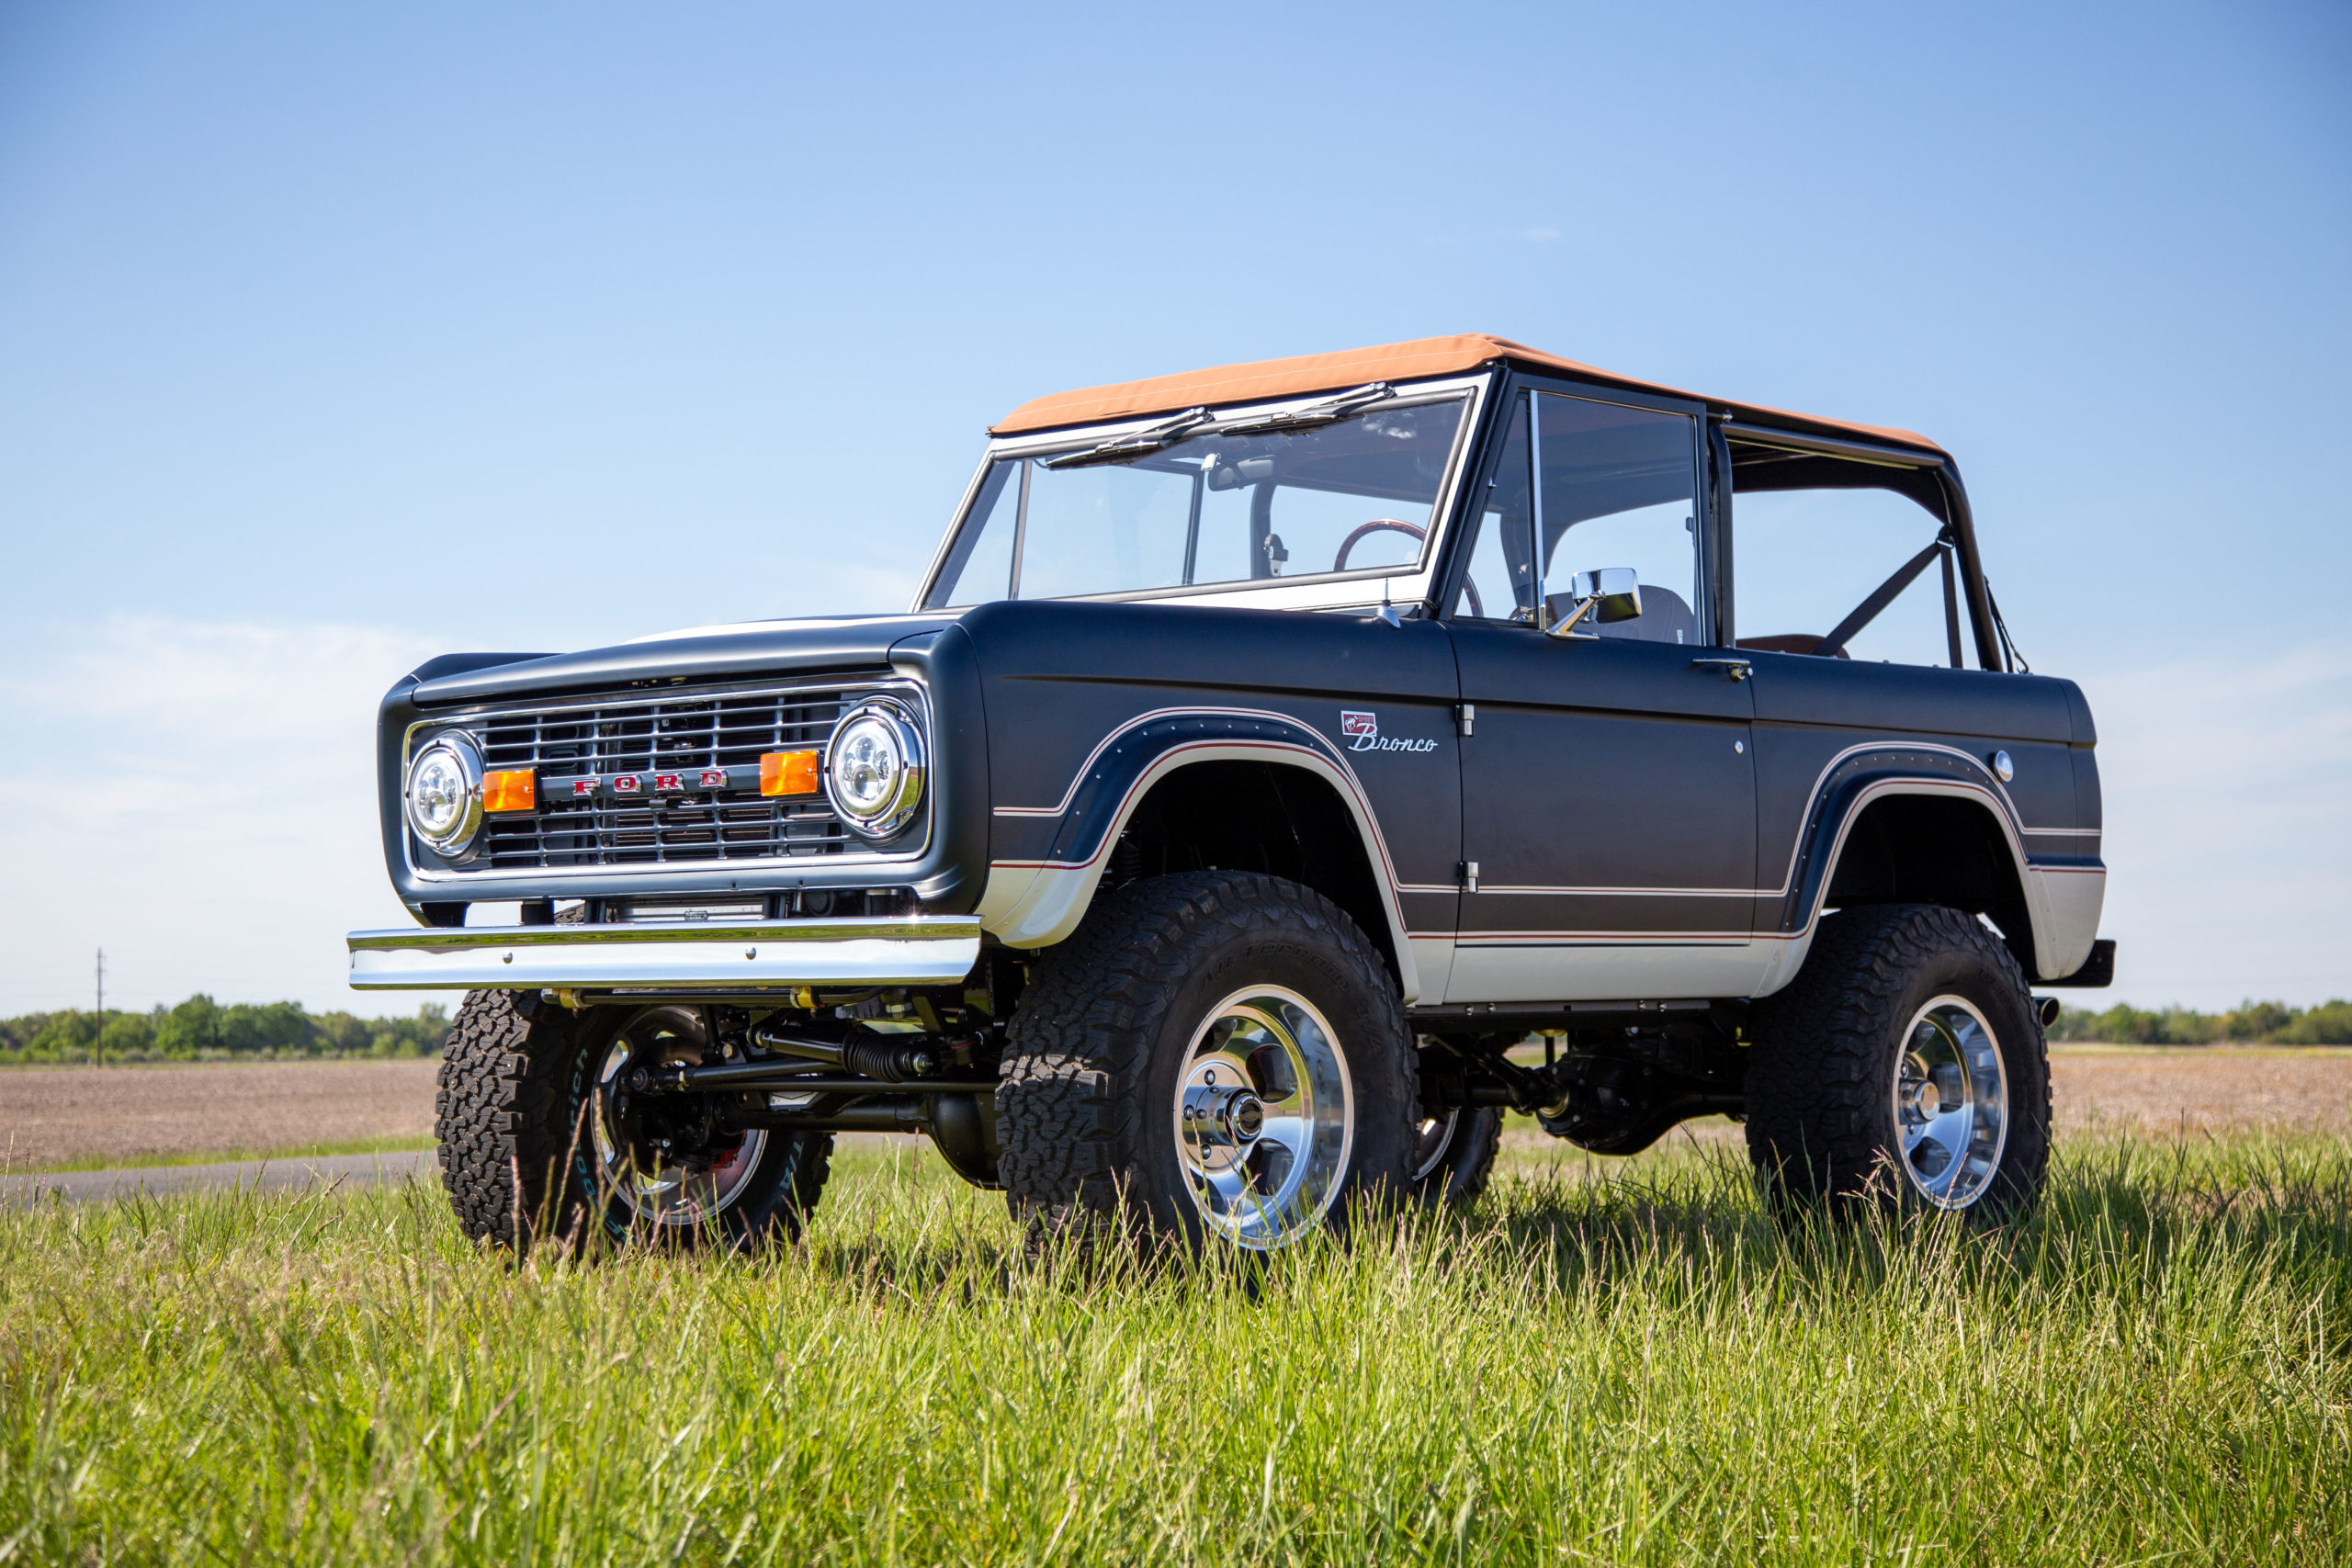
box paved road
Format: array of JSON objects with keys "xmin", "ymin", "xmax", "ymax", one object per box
[{"xmin": 1, "ymin": 1149, "xmax": 436, "ymax": 1206}]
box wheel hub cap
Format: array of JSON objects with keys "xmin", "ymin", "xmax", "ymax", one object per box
[
  {"xmin": 1172, "ymin": 988, "xmax": 1353, "ymax": 1250},
  {"xmin": 1892, "ymin": 996, "xmax": 2009, "ymax": 1210},
  {"xmin": 1182, "ymin": 1081, "xmax": 1267, "ymax": 1169}
]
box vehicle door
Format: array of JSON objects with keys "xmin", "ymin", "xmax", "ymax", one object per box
[{"xmin": 1444, "ymin": 382, "xmax": 1761, "ymax": 1003}]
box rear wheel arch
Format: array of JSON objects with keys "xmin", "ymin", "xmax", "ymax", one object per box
[{"xmin": 1821, "ymin": 790, "xmax": 2038, "ymax": 976}]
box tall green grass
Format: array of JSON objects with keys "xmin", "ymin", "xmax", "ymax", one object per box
[{"xmin": 2, "ymin": 1134, "xmax": 2346, "ymax": 1565}]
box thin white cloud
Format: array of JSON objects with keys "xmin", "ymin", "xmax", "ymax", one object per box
[
  {"xmin": 0, "ymin": 616, "xmax": 439, "ymax": 1015},
  {"xmin": 2075, "ymin": 636, "xmax": 2352, "ymax": 1007}
]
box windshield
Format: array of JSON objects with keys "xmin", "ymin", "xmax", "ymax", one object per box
[{"xmin": 923, "ymin": 396, "xmax": 1471, "ymax": 606}]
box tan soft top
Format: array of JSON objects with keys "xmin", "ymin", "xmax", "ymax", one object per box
[{"xmin": 992, "ymin": 333, "xmax": 1943, "ymax": 456}]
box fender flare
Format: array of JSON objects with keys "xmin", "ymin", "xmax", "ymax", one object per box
[
  {"xmin": 1755, "ymin": 745, "xmax": 2086, "ymax": 993},
  {"xmin": 974, "ymin": 707, "xmax": 1425, "ymax": 1001}
]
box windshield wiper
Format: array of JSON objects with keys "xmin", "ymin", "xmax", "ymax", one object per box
[
  {"xmin": 1044, "ymin": 407, "xmax": 1215, "ymax": 469},
  {"xmin": 1212, "ymin": 381, "xmax": 1394, "ymax": 435},
  {"xmin": 1041, "ymin": 382, "xmax": 1398, "ymax": 470}
]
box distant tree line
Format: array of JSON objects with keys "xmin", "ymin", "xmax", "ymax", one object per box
[
  {"xmin": 2049, "ymin": 998, "xmax": 2352, "ymax": 1046},
  {"xmin": 4, "ymin": 993, "xmax": 2346, "ymax": 1064},
  {"xmin": 0, "ymin": 996, "xmax": 450, "ymax": 1066}
]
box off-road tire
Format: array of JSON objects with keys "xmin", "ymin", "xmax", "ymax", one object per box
[
  {"xmin": 997, "ymin": 871, "xmax": 1419, "ymax": 1252},
  {"xmin": 434, "ymin": 989, "xmax": 832, "ymax": 1252},
  {"xmin": 1413, "ymin": 1105, "xmax": 1502, "ymax": 1207},
  {"xmin": 1745, "ymin": 903, "xmax": 2051, "ymax": 1225}
]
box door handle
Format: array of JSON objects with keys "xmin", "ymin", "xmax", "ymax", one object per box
[{"xmin": 1691, "ymin": 657, "xmax": 1752, "ymax": 682}]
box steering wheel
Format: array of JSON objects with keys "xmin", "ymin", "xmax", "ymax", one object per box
[
  {"xmin": 1333, "ymin": 518, "xmax": 1424, "ymax": 572},
  {"xmin": 1332, "ymin": 518, "xmax": 1481, "ymax": 617}
]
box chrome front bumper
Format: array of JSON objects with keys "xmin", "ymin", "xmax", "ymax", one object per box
[{"xmin": 346, "ymin": 916, "xmax": 982, "ymax": 992}]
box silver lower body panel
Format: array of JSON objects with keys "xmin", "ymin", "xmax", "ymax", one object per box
[{"xmin": 346, "ymin": 917, "xmax": 982, "ymax": 992}]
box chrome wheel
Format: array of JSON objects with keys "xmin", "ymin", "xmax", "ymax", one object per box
[
  {"xmin": 1412, "ymin": 1111, "xmax": 1462, "ymax": 1181},
  {"xmin": 1172, "ymin": 987, "xmax": 1353, "ymax": 1249},
  {"xmin": 593, "ymin": 1007, "xmax": 767, "ymax": 1227},
  {"xmin": 1892, "ymin": 996, "xmax": 2009, "ymax": 1210}
]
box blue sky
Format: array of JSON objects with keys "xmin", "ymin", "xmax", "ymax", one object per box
[{"xmin": 1, "ymin": 0, "xmax": 2346, "ymax": 1014}]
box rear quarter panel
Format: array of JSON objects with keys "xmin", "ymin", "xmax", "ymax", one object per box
[{"xmin": 1747, "ymin": 653, "xmax": 2103, "ymax": 987}]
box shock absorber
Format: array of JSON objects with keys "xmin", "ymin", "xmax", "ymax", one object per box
[
  {"xmin": 752, "ymin": 1027, "xmax": 940, "ymax": 1083},
  {"xmin": 842, "ymin": 1037, "xmax": 941, "ymax": 1082}
]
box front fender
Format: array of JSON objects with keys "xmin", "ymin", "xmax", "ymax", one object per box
[{"xmin": 974, "ymin": 707, "xmax": 1425, "ymax": 1000}]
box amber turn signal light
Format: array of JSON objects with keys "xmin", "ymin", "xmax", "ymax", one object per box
[
  {"xmin": 760, "ymin": 750, "xmax": 821, "ymax": 797},
  {"xmin": 482, "ymin": 768, "xmax": 537, "ymax": 813}
]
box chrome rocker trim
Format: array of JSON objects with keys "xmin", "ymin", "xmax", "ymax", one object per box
[{"xmin": 346, "ymin": 916, "xmax": 983, "ymax": 991}]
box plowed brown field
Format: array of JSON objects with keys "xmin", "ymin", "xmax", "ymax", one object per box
[
  {"xmin": 3, "ymin": 1046, "xmax": 2346, "ymax": 1172},
  {"xmin": 1, "ymin": 1060, "xmax": 438, "ymax": 1170},
  {"xmin": 2050, "ymin": 1045, "xmax": 2352, "ymax": 1134}
]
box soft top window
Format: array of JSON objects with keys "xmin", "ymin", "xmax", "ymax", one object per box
[{"xmin": 1728, "ymin": 437, "xmax": 1965, "ymax": 668}]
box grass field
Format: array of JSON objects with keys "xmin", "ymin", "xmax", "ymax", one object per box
[{"xmin": 3, "ymin": 1133, "xmax": 2346, "ymax": 1565}]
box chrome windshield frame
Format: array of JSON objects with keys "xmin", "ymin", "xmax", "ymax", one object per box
[{"xmin": 912, "ymin": 371, "xmax": 1497, "ymax": 615}]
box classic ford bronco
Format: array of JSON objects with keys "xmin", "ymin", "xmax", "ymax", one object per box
[{"xmin": 352, "ymin": 333, "xmax": 2112, "ymax": 1252}]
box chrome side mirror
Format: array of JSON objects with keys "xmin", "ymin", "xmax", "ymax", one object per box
[{"xmin": 1545, "ymin": 568, "xmax": 1643, "ymax": 638}]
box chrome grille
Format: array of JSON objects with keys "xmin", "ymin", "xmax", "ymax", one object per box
[{"xmin": 422, "ymin": 673, "xmax": 910, "ymax": 873}]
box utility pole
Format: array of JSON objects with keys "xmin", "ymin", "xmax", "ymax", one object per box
[{"xmin": 94, "ymin": 948, "xmax": 105, "ymax": 1068}]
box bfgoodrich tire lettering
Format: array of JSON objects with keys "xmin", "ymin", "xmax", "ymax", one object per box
[
  {"xmin": 997, "ymin": 871, "xmax": 1417, "ymax": 1252},
  {"xmin": 434, "ymin": 988, "xmax": 831, "ymax": 1252},
  {"xmin": 1745, "ymin": 903, "xmax": 2052, "ymax": 1224}
]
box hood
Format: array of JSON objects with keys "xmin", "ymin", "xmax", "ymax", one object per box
[{"xmin": 406, "ymin": 611, "xmax": 965, "ymax": 706}]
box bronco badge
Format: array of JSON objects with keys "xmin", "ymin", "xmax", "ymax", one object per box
[{"xmin": 1338, "ymin": 709, "xmax": 1438, "ymax": 754}]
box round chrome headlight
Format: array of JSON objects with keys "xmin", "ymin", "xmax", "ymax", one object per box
[
  {"xmin": 404, "ymin": 735, "xmax": 484, "ymax": 855},
  {"xmin": 824, "ymin": 701, "xmax": 925, "ymax": 839}
]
